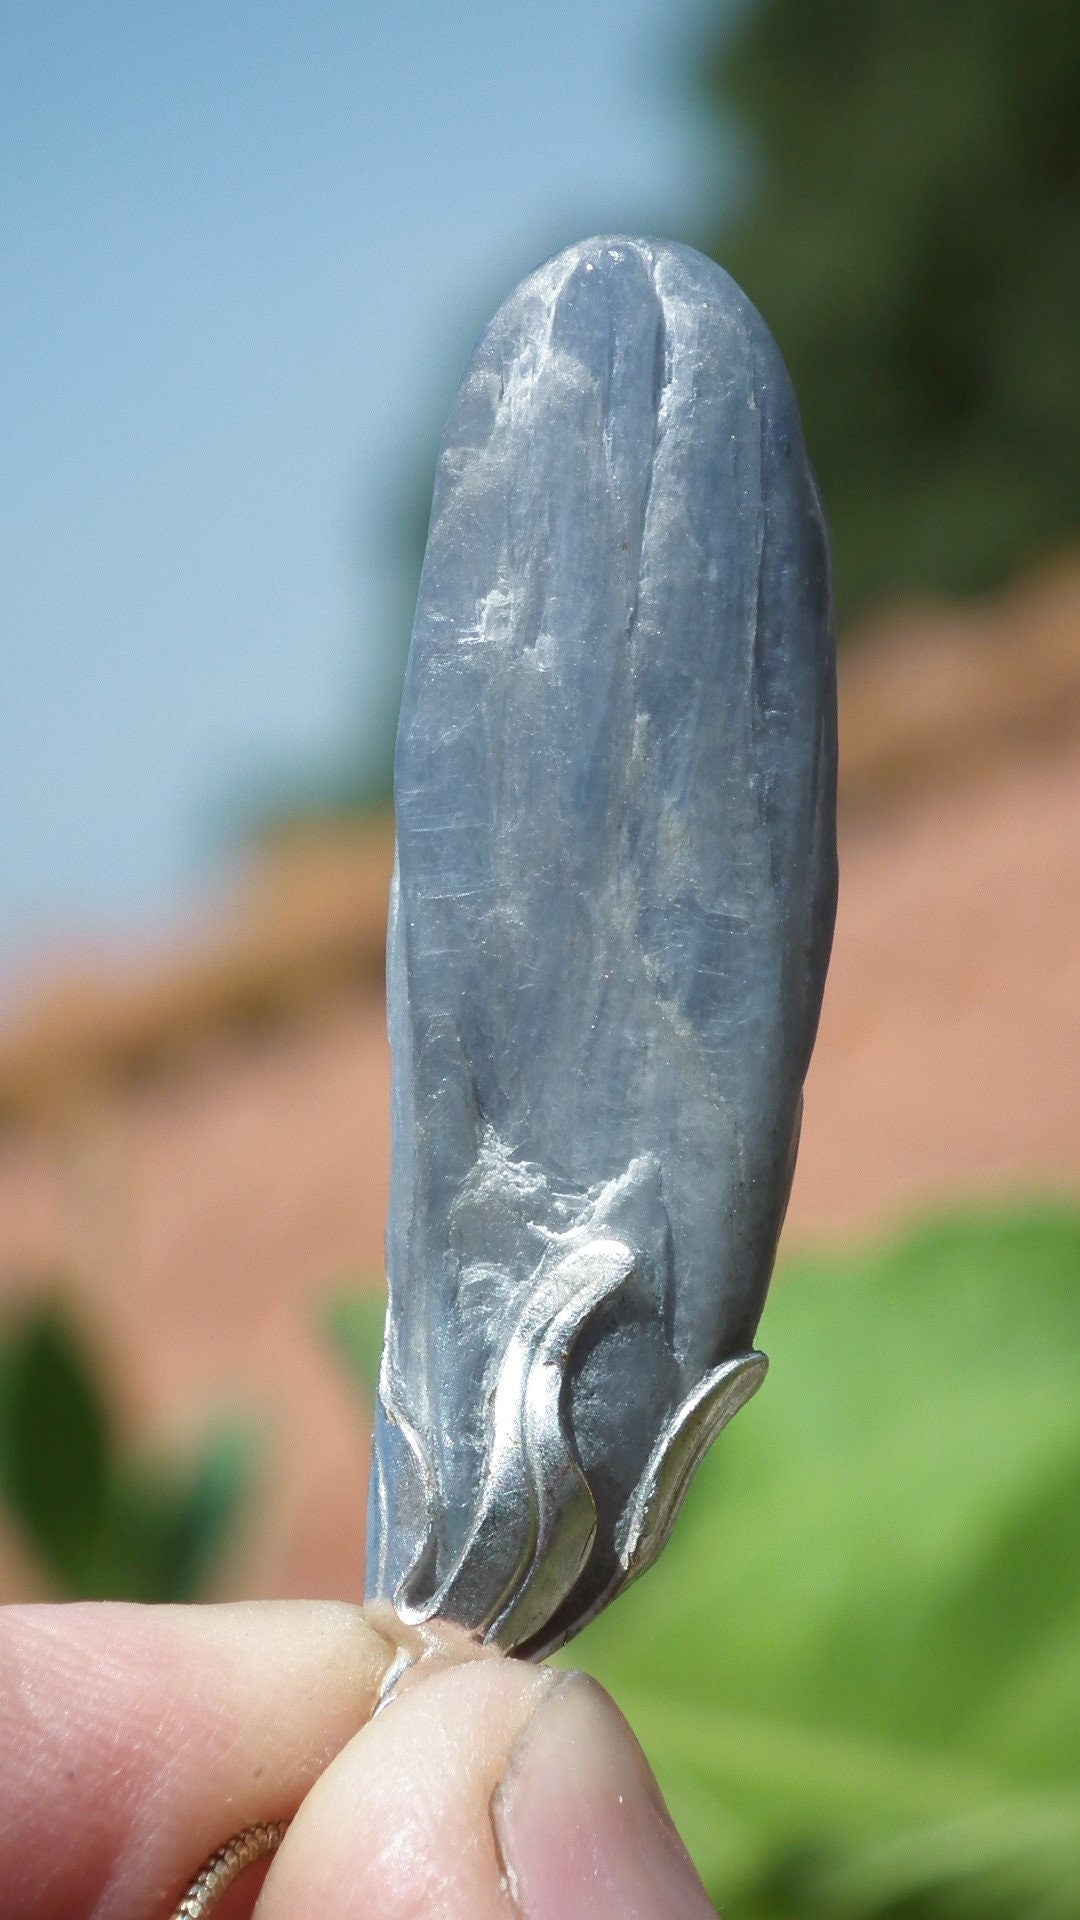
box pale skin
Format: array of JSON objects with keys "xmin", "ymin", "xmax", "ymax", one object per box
[{"xmin": 0, "ymin": 1600, "xmax": 718, "ymax": 1920}]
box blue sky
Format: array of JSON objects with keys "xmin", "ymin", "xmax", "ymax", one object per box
[{"xmin": 1, "ymin": 0, "xmax": 734, "ymax": 985}]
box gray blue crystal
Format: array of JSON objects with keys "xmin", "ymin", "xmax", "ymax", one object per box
[{"xmin": 366, "ymin": 235, "xmax": 837, "ymax": 1657}]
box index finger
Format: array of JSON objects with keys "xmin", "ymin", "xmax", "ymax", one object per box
[{"xmin": 0, "ymin": 1600, "xmax": 392, "ymax": 1920}]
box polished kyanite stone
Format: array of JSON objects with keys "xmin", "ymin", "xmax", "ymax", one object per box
[{"xmin": 366, "ymin": 236, "xmax": 837, "ymax": 1658}]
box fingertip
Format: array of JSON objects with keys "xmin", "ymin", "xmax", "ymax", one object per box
[
  {"xmin": 0, "ymin": 1600, "xmax": 393, "ymax": 1920},
  {"xmin": 256, "ymin": 1654, "xmax": 556, "ymax": 1919},
  {"xmin": 493, "ymin": 1673, "xmax": 717, "ymax": 1919},
  {"xmin": 258, "ymin": 1656, "xmax": 715, "ymax": 1920}
]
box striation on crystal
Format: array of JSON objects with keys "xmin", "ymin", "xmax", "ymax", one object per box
[{"xmin": 365, "ymin": 235, "xmax": 837, "ymax": 1658}]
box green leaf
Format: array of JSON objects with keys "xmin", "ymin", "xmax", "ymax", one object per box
[
  {"xmin": 321, "ymin": 1277, "xmax": 388, "ymax": 1400},
  {"xmin": 96, "ymin": 1419, "xmax": 256, "ymax": 1603},
  {"xmin": 0, "ymin": 1299, "xmax": 112, "ymax": 1592},
  {"xmin": 564, "ymin": 1198, "xmax": 1080, "ymax": 1918},
  {"xmin": 0, "ymin": 1295, "xmax": 255, "ymax": 1603}
]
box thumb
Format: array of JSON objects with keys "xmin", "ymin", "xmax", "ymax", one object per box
[{"xmin": 256, "ymin": 1654, "xmax": 717, "ymax": 1920}]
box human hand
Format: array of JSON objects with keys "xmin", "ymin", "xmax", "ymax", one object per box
[{"xmin": 1, "ymin": 1600, "xmax": 718, "ymax": 1919}]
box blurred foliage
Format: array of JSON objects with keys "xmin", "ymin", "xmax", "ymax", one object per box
[
  {"xmin": 330, "ymin": 1201, "xmax": 1080, "ymax": 1917},
  {"xmin": 320, "ymin": 1279, "xmax": 387, "ymax": 1401},
  {"xmin": 577, "ymin": 1202, "xmax": 1080, "ymax": 1917},
  {"xmin": 0, "ymin": 1297, "xmax": 253, "ymax": 1601},
  {"xmin": 695, "ymin": 0, "xmax": 1080, "ymax": 620}
]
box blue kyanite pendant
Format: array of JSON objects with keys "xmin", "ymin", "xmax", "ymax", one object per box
[{"xmin": 365, "ymin": 236, "xmax": 837, "ymax": 1659}]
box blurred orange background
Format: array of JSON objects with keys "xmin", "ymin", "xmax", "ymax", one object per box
[{"xmin": 2, "ymin": 554, "xmax": 1078, "ymax": 1601}]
